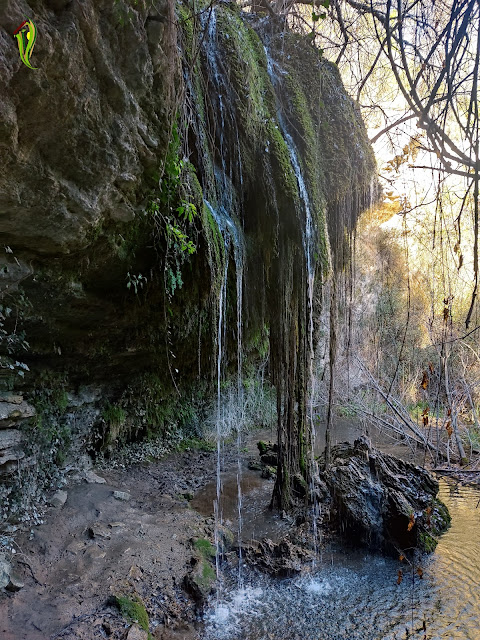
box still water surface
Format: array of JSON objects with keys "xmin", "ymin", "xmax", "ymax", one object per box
[{"xmin": 202, "ymin": 480, "xmax": 480, "ymax": 640}]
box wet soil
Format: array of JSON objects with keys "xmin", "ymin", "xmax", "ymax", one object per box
[
  {"xmin": 1, "ymin": 421, "xmax": 477, "ymax": 640},
  {"xmin": 0, "ymin": 430, "xmax": 280, "ymax": 640},
  {"xmin": 0, "ymin": 449, "xmax": 222, "ymax": 640}
]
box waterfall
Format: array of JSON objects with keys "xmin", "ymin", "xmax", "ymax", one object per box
[
  {"xmin": 280, "ymin": 127, "xmax": 319, "ymax": 562},
  {"xmin": 203, "ymin": 7, "xmax": 244, "ymax": 201},
  {"xmin": 202, "ymin": 7, "xmax": 247, "ymax": 589},
  {"xmin": 264, "ymin": 45, "xmax": 320, "ymax": 559},
  {"xmin": 205, "ymin": 198, "xmax": 245, "ymax": 587}
]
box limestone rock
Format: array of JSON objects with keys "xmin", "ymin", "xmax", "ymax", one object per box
[
  {"xmin": 49, "ymin": 490, "xmax": 68, "ymax": 508},
  {"xmin": 0, "ymin": 393, "xmax": 23, "ymax": 405},
  {"xmin": 85, "ymin": 470, "xmax": 106, "ymax": 484},
  {"xmin": 0, "ymin": 429, "xmax": 24, "ymax": 475},
  {"xmin": 88, "ymin": 523, "xmax": 111, "ymax": 540},
  {"xmin": 0, "ymin": 1, "xmax": 178, "ymax": 257},
  {"xmin": 243, "ymin": 538, "xmax": 314, "ymax": 577},
  {"xmin": 0, "ymin": 553, "xmax": 11, "ymax": 590},
  {"xmin": 183, "ymin": 561, "xmax": 216, "ymax": 606},
  {"xmin": 113, "ymin": 490, "xmax": 130, "ymax": 501},
  {"xmin": 0, "ymin": 400, "xmax": 35, "ymax": 428},
  {"xmin": 126, "ymin": 624, "xmax": 148, "ymax": 640},
  {"xmin": 0, "ymin": 429, "xmax": 22, "ymax": 452},
  {"xmin": 109, "ymin": 203, "xmax": 135, "ymax": 223}
]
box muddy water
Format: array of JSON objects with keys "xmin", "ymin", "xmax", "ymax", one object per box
[{"xmin": 197, "ymin": 424, "xmax": 480, "ymax": 640}]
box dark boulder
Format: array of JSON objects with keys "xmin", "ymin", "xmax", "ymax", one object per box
[
  {"xmin": 323, "ymin": 437, "xmax": 450, "ymax": 554},
  {"xmin": 242, "ymin": 536, "xmax": 314, "ymax": 577}
]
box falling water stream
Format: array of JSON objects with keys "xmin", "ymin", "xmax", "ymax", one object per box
[
  {"xmin": 201, "ymin": 478, "xmax": 480, "ymax": 640},
  {"xmin": 204, "ymin": 198, "xmax": 245, "ymax": 590},
  {"xmin": 264, "ymin": 43, "xmax": 320, "ymax": 559},
  {"xmin": 202, "ymin": 4, "xmax": 248, "ymax": 593}
]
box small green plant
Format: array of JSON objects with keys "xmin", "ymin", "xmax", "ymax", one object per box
[
  {"xmin": 145, "ymin": 123, "xmax": 199, "ymax": 299},
  {"xmin": 126, "ymin": 272, "xmax": 147, "ymax": 295},
  {"xmin": 418, "ymin": 531, "xmax": 438, "ymax": 553},
  {"xmin": 165, "ymin": 221, "xmax": 196, "ymax": 254},
  {"xmin": 192, "ymin": 538, "xmax": 216, "ymax": 592},
  {"xmin": 199, "ymin": 559, "xmax": 216, "ymax": 588},
  {"xmin": 102, "ymin": 403, "xmax": 127, "ymax": 428},
  {"xmin": 194, "ymin": 538, "xmax": 216, "ymax": 558},
  {"xmin": 176, "ymin": 436, "xmax": 216, "ymax": 453}
]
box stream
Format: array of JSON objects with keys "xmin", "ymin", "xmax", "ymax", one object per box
[{"xmin": 199, "ymin": 446, "xmax": 480, "ymax": 640}]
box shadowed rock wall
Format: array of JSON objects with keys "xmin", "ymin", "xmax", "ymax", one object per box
[{"xmin": 0, "ymin": 1, "xmax": 376, "ymax": 520}]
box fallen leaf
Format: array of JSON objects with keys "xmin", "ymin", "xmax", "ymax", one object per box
[
  {"xmin": 421, "ymin": 371, "xmax": 429, "ymax": 390},
  {"xmin": 407, "ymin": 512, "xmax": 415, "ymax": 532},
  {"xmin": 446, "ymin": 421, "xmax": 453, "ymax": 438}
]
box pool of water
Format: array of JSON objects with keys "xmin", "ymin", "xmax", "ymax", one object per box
[{"xmin": 201, "ymin": 480, "xmax": 480, "ymax": 640}]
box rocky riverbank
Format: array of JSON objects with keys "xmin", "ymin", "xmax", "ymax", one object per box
[
  {"xmin": 0, "ymin": 445, "xmax": 224, "ymax": 640},
  {"xmin": 0, "ymin": 429, "xmax": 453, "ymax": 640}
]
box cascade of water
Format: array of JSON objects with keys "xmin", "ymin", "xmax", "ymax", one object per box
[
  {"xmin": 204, "ymin": 9, "xmax": 247, "ymax": 584},
  {"xmin": 264, "ymin": 45, "xmax": 320, "ymax": 560},
  {"xmin": 213, "ymin": 220, "xmax": 230, "ymax": 584},
  {"xmin": 234, "ymin": 229, "xmax": 244, "ymax": 589},
  {"xmin": 204, "ymin": 8, "xmax": 245, "ymax": 203},
  {"xmin": 205, "ymin": 198, "xmax": 245, "ymax": 587}
]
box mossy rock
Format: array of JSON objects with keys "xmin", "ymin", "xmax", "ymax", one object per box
[
  {"xmin": 113, "ymin": 594, "xmax": 152, "ymax": 638},
  {"xmin": 194, "ymin": 537, "xmax": 216, "ymax": 558},
  {"xmin": 183, "ymin": 557, "xmax": 216, "ymax": 603}
]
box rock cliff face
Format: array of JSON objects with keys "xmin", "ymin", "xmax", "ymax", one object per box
[
  {"xmin": 1, "ymin": 0, "xmax": 178, "ymax": 255},
  {"xmin": 0, "ymin": 1, "xmax": 376, "ymax": 520}
]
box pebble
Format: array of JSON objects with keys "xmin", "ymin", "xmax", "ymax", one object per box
[
  {"xmin": 0, "ymin": 553, "xmax": 11, "ymax": 590},
  {"xmin": 85, "ymin": 470, "xmax": 106, "ymax": 484},
  {"xmin": 126, "ymin": 624, "xmax": 148, "ymax": 640},
  {"xmin": 88, "ymin": 523, "xmax": 111, "ymax": 539},
  {"xmin": 5, "ymin": 572, "xmax": 24, "ymax": 592},
  {"xmin": 49, "ymin": 490, "xmax": 68, "ymax": 508},
  {"xmin": 113, "ymin": 490, "xmax": 130, "ymax": 501}
]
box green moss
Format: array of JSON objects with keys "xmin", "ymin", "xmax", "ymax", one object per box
[
  {"xmin": 431, "ymin": 497, "xmax": 451, "ymax": 533},
  {"xmin": 114, "ymin": 595, "xmax": 151, "ymax": 637},
  {"xmin": 266, "ymin": 119, "xmax": 299, "ymax": 202},
  {"xmin": 418, "ymin": 531, "xmax": 438, "ymax": 553},
  {"xmin": 200, "ymin": 559, "xmax": 216, "ymax": 585},
  {"xmin": 202, "ymin": 202, "xmax": 226, "ymax": 296},
  {"xmin": 190, "ymin": 537, "xmax": 216, "ymax": 593},
  {"xmin": 177, "ymin": 437, "xmax": 215, "ymax": 453},
  {"xmin": 247, "ymin": 324, "xmax": 270, "ymax": 359},
  {"xmin": 257, "ymin": 440, "xmax": 268, "ymax": 455},
  {"xmin": 102, "ymin": 403, "xmax": 126, "ymax": 428},
  {"xmin": 194, "ymin": 537, "xmax": 216, "ymax": 558},
  {"xmin": 216, "ymin": 10, "xmax": 271, "ymax": 135}
]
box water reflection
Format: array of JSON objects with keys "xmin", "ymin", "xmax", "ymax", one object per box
[{"xmin": 202, "ymin": 480, "xmax": 480, "ymax": 640}]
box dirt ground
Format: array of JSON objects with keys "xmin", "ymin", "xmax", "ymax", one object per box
[
  {"xmin": 0, "ymin": 428, "xmax": 282, "ymax": 640},
  {"xmin": 0, "ymin": 447, "xmax": 225, "ymax": 640}
]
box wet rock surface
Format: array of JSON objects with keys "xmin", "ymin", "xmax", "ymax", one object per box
[
  {"xmin": 322, "ymin": 437, "xmax": 450, "ymax": 554},
  {"xmin": 0, "ymin": 394, "xmax": 35, "ymax": 477},
  {"xmin": 243, "ymin": 534, "xmax": 315, "ymax": 577},
  {"xmin": 0, "ymin": 0, "xmax": 178, "ymax": 257}
]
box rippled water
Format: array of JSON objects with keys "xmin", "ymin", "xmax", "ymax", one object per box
[{"xmin": 202, "ymin": 480, "xmax": 480, "ymax": 640}]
